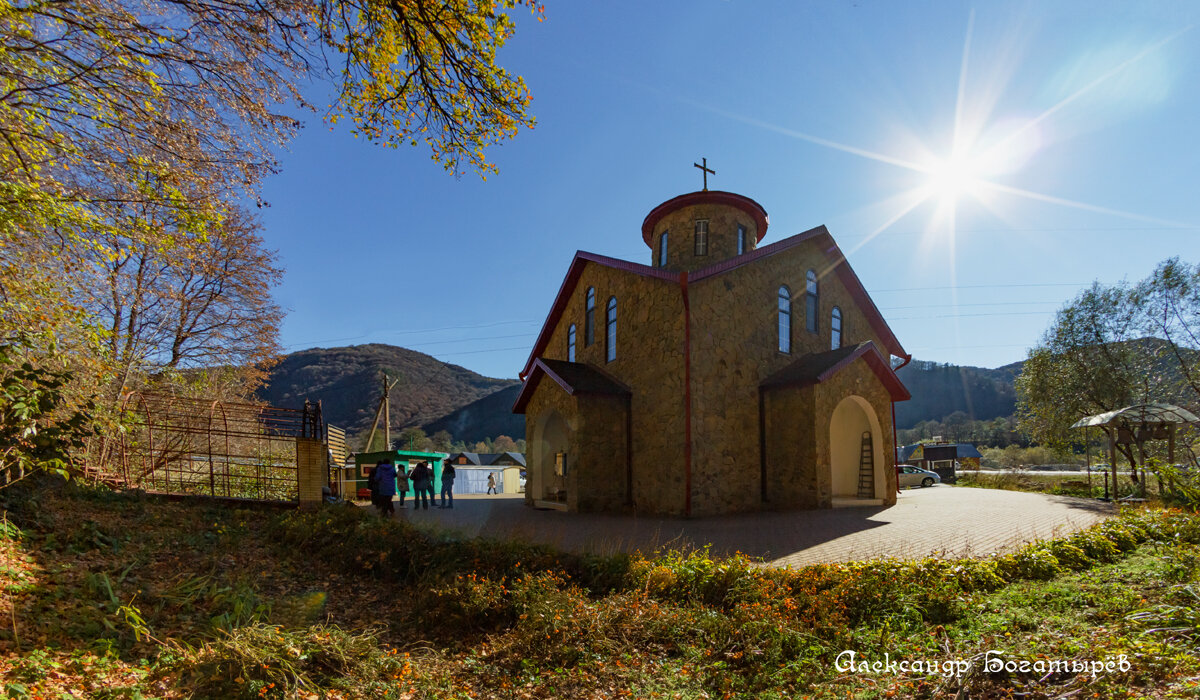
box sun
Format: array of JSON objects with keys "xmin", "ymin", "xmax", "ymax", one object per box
[{"xmin": 924, "ymin": 151, "xmax": 986, "ymax": 203}]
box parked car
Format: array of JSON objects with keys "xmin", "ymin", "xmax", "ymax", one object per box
[{"xmin": 898, "ymin": 465, "xmax": 941, "ymax": 488}]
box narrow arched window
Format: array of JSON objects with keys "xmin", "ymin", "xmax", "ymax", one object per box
[
  {"xmin": 658, "ymin": 231, "xmax": 668, "ymax": 267},
  {"xmin": 605, "ymin": 297, "xmax": 617, "ymax": 362},
  {"xmin": 805, "ymin": 270, "xmax": 818, "ymax": 333},
  {"xmin": 567, "ymin": 324, "xmax": 576, "ymax": 362},
  {"xmin": 777, "ymin": 286, "xmax": 791, "ymax": 354},
  {"xmin": 831, "ymin": 307, "xmax": 842, "ymax": 350},
  {"xmin": 585, "ymin": 287, "xmax": 596, "ymax": 346},
  {"xmin": 694, "ymin": 220, "xmax": 708, "ymax": 256},
  {"xmin": 737, "ymin": 224, "xmax": 746, "ymax": 255}
]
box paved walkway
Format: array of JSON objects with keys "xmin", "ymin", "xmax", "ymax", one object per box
[{"xmin": 380, "ymin": 486, "xmax": 1116, "ymax": 567}]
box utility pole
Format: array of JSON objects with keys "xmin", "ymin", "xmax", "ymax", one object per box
[
  {"xmin": 383, "ymin": 373, "xmax": 391, "ymax": 451},
  {"xmin": 364, "ymin": 372, "xmax": 400, "ymax": 453}
]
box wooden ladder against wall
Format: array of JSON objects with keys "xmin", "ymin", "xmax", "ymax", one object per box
[{"xmin": 857, "ymin": 431, "xmax": 875, "ymax": 499}]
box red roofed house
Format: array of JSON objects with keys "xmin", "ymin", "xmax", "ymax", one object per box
[{"xmin": 513, "ymin": 187, "xmax": 911, "ymax": 516}]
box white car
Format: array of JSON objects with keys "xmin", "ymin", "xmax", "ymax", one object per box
[{"xmin": 898, "ymin": 466, "xmax": 941, "ymax": 488}]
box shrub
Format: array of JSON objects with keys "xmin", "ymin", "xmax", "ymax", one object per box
[{"xmin": 170, "ymin": 624, "xmax": 404, "ymax": 699}]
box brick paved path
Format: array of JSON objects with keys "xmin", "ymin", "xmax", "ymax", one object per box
[{"xmin": 383, "ymin": 485, "xmax": 1115, "ymax": 567}]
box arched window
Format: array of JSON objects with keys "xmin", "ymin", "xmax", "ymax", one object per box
[
  {"xmin": 567, "ymin": 324, "xmax": 576, "ymax": 362},
  {"xmin": 605, "ymin": 297, "xmax": 617, "ymax": 362},
  {"xmin": 694, "ymin": 220, "xmax": 708, "ymax": 256},
  {"xmin": 585, "ymin": 287, "xmax": 596, "ymax": 346},
  {"xmin": 777, "ymin": 286, "xmax": 791, "ymax": 354},
  {"xmin": 831, "ymin": 307, "xmax": 842, "ymax": 350},
  {"xmin": 805, "ymin": 270, "xmax": 818, "ymax": 333},
  {"xmin": 737, "ymin": 224, "xmax": 746, "ymax": 255},
  {"xmin": 658, "ymin": 231, "xmax": 668, "ymax": 267}
]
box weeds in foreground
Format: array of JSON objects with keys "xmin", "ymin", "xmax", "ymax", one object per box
[{"xmin": 4, "ymin": 478, "xmax": 1200, "ymax": 698}]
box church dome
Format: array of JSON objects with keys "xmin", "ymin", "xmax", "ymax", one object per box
[{"xmin": 641, "ymin": 190, "xmax": 769, "ymax": 272}]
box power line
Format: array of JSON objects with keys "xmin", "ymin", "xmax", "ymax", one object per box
[
  {"xmin": 870, "ymin": 282, "xmax": 1087, "ymax": 293},
  {"xmin": 889, "ymin": 310, "xmax": 1055, "ymax": 320}
]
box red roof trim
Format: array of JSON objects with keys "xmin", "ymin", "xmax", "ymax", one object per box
[
  {"xmin": 641, "ymin": 190, "xmax": 769, "ymax": 247},
  {"xmin": 689, "ymin": 226, "xmax": 907, "ymax": 359},
  {"xmin": 519, "ymin": 252, "xmax": 677, "ymax": 380}
]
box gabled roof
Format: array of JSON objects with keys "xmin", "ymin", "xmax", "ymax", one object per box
[
  {"xmin": 513, "ymin": 358, "xmax": 632, "ymax": 414},
  {"xmin": 690, "ymin": 226, "xmax": 906, "ymax": 359},
  {"xmin": 760, "ymin": 341, "xmax": 911, "ymax": 401},
  {"xmin": 519, "ymin": 252, "xmax": 677, "ymax": 380},
  {"xmin": 518, "ymin": 223, "xmax": 909, "ymax": 381},
  {"xmin": 447, "ymin": 452, "xmax": 483, "ymax": 465},
  {"xmin": 484, "ymin": 452, "xmax": 527, "ymax": 467},
  {"xmin": 896, "ymin": 443, "xmax": 984, "ymax": 463}
]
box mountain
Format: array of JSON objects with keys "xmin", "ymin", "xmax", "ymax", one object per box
[
  {"xmin": 421, "ymin": 384, "xmax": 524, "ymax": 444},
  {"xmin": 258, "ymin": 344, "xmax": 519, "ymax": 442},
  {"xmin": 894, "ymin": 359, "xmax": 1022, "ymax": 429}
]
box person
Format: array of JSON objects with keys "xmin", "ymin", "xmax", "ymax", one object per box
[
  {"xmin": 396, "ymin": 465, "xmax": 410, "ymax": 509},
  {"xmin": 366, "ymin": 465, "xmax": 379, "ymax": 508},
  {"xmin": 374, "ymin": 460, "xmax": 397, "ymax": 517},
  {"xmin": 322, "ymin": 483, "xmax": 341, "ymax": 505},
  {"xmin": 409, "ymin": 461, "xmax": 431, "ymax": 510},
  {"xmin": 439, "ymin": 461, "xmax": 456, "ymax": 508},
  {"xmin": 486, "ymin": 472, "xmax": 497, "ymax": 495},
  {"xmin": 422, "ymin": 462, "xmax": 437, "ymax": 505}
]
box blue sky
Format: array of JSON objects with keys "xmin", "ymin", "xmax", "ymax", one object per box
[{"xmin": 260, "ymin": 1, "xmax": 1199, "ymax": 380}]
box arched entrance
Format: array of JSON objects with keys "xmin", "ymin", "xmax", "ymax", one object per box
[
  {"xmin": 829, "ymin": 395, "xmax": 884, "ymax": 499},
  {"xmin": 533, "ymin": 410, "xmax": 570, "ymax": 502}
]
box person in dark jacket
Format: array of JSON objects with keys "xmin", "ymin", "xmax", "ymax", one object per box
[
  {"xmin": 438, "ymin": 462, "xmax": 456, "ymax": 508},
  {"xmin": 374, "ymin": 460, "xmax": 397, "ymax": 516},
  {"xmin": 366, "ymin": 466, "xmax": 379, "ymax": 509},
  {"xmin": 409, "ymin": 461, "xmax": 431, "ymax": 510}
]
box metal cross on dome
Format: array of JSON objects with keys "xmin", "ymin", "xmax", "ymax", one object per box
[{"xmin": 693, "ymin": 157, "xmax": 715, "ymax": 191}]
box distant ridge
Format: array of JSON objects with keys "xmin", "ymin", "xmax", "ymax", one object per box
[{"xmin": 258, "ymin": 343, "xmax": 518, "ymax": 444}]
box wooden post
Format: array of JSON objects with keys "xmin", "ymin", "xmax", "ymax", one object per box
[{"xmin": 1109, "ymin": 428, "xmax": 1118, "ymax": 500}]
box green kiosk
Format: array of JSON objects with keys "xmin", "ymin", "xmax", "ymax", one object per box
[{"xmin": 351, "ymin": 450, "xmax": 449, "ymax": 499}]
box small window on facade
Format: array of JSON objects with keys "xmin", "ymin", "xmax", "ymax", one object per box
[
  {"xmin": 458, "ymin": 456, "xmax": 467, "ymax": 464},
  {"xmin": 694, "ymin": 220, "xmax": 708, "ymax": 256},
  {"xmin": 778, "ymin": 286, "xmax": 791, "ymax": 354},
  {"xmin": 658, "ymin": 231, "xmax": 668, "ymax": 267},
  {"xmin": 567, "ymin": 324, "xmax": 576, "ymax": 362},
  {"xmin": 831, "ymin": 307, "xmax": 842, "ymax": 349},
  {"xmin": 605, "ymin": 297, "xmax": 617, "ymax": 362},
  {"xmin": 585, "ymin": 287, "xmax": 596, "ymax": 346},
  {"xmin": 737, "ymin": 224, "xmax": 746, "ymax": 255},
  {"xmin": 805, "ymin": 270, "xmax": 818, "ymax": 333}
]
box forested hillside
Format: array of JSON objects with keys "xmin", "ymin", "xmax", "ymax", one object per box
[
  {"xmin": 258, "ymin": 344, "xmax": 518, "ymax": 443},
  {"xmin": 894, "ymin": 359, "xmax": 1022, "ymax": 429}
]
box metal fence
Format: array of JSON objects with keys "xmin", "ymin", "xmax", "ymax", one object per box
[{"xmin": 116, "ymin": 392, "xmax": 323, "ymax": 503}]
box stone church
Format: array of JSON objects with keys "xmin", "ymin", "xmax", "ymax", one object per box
[{"xmin": 513, "ymin": 184, "xmax": 911, "ymax": 516}]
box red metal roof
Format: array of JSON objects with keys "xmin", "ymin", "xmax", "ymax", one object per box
[
  {"xmin": 641, "ymin": 190, "xmax": 769, "ymax": 247},
  {"xmin": 517, "ymin": 226, "xmax": 909, "ymax": 382}
]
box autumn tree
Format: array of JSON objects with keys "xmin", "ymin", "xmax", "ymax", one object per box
[{"xmin": 1, "ymin": 0, "xmax": 541, "ymax": 475}]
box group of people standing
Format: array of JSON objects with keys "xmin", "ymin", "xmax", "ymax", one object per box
[{"xmin": 366, "ymin": 460, "xmax": 458, "ymax": 516}]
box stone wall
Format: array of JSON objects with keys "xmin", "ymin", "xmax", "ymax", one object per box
[
  {"xmin": 763, "ymin": 385, "xmax": 822, "ymax": 508},
  {"xmin": 812, "ymin": 356, "xmax": 898, "ymax": 506},
  {"xmin": 685, "ymin": 238, "xmax": 895, "ymax": 515},
  {"xmin": 530, "ymin": 262, "xmax": 688, "ymax": 514},
  {"xmin": 647, "ymin": 202, "xmax": 759, "ymax": 271}
]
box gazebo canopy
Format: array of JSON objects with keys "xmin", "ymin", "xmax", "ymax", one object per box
[{"xmin": 1070, "ymin": 402, "xmax": 1200, "ymax": 429}]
